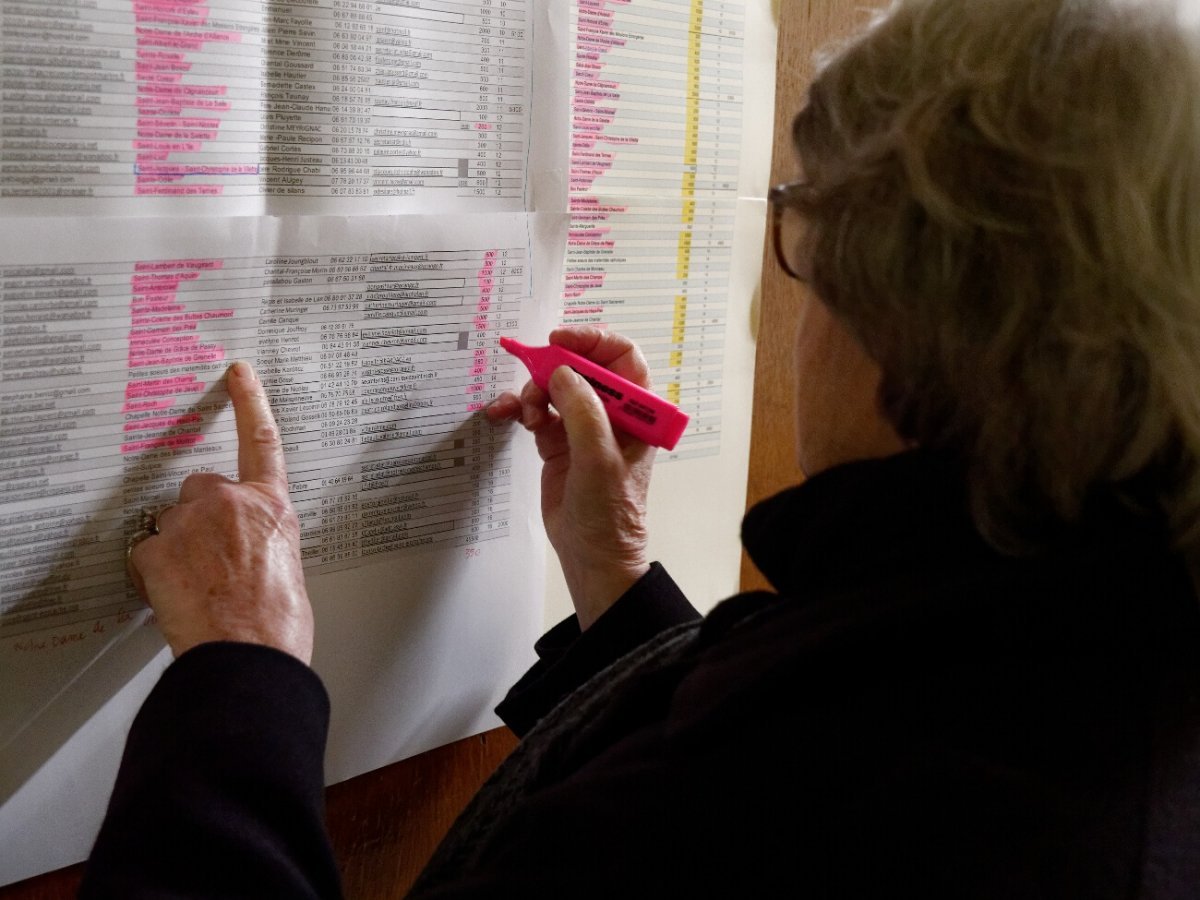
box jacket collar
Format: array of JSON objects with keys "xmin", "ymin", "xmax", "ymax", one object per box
[{"xmin": 740, "ymin": 449, "xmax": 985, "ymax": 599}]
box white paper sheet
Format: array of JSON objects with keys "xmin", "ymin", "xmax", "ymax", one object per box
[
  {"xmin": 0, "ymin": 0, "xmax": 540, "ymax": 217},
  {"xmin": 542, "ymin": 0, "xmax": 776, "ymax": 626},
  {"xmin": 0, "ymin": 211, "xmax": 562, "ymax": 883}
]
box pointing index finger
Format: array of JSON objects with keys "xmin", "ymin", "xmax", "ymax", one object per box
[{"xmin": 227, "ymin": 361, "xmax": 288, "ymax": 486}]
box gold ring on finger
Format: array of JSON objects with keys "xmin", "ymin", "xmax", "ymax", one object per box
[{"xmin": 126, "ymin": 527, "xmax": 157, "ymax": 565}]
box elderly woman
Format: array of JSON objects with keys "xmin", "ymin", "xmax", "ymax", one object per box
[{"xmin": 83, "ymin": 0, "xmax": 1200, "ymax": 896}]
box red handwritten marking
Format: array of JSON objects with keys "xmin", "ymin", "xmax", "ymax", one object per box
[{"xmin": 10, "ymin": 629, "xmax": 89, "ymax": 652}]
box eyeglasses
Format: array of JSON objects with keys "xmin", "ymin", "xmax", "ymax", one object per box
[{"xmin": 768, "ymin": 181, "xmax": 811, "ymax": 282}]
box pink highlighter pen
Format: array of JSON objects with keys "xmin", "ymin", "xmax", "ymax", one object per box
[{"xmin": 499, "ymin": 336, "xmax": 690, "ymax": 450}]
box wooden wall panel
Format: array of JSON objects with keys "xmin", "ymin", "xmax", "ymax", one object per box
[
  {"xmin": 0, "ymin": 729, "xmax": 519, "ymax": 900},
  {"xmin": 324, "ymin": 728, "xmax": 519, "ymax": 897},
  {"xmin": 740, "ymin": 0, "xmax": 887, "ymax": 591}
]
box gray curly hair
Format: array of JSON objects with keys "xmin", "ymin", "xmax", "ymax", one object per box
[{"xmin": 792, "ymin": 0, "xmax": 1200, "ymax": 552}]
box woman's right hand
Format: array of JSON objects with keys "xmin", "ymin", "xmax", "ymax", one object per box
[
  {"xmin": 487, "ymin": 327, "xmax": 655, "ymax": 630},
  {"xmin": 127, "ymin": 361, "xmax": 313, "ymax": 663}
]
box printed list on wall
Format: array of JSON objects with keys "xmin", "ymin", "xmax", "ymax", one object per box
[
  {"xmin": 0, "ymin": 0, "xmax": 534, "ymax": 215},
  {"xmin": 0, "ymin": 0, "xmax": 775, "ymax": 886},
  {"xmin": 0, "ymin": 216, "xmax": 527, "ymax": 643},
  {"xmin": 565, "ymin": 0, "xmax": 744, "ymax": 460},
  {"xmin": 0, "ymin": 0, "xmax": 550, "ymax": 651}
]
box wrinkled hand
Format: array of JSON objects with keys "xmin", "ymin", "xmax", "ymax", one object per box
[
  {"xmin": 488, "ymin": 327, "xmax": 654, "ymax": 630},
  {"xmin": 128, "ymin": 361, "xmax": 313, "ymax": 663}
]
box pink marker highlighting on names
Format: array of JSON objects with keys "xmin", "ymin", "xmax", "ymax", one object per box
[{"xmin": 499, "ymin": 336, "xmax": 689, "ymax": 451}]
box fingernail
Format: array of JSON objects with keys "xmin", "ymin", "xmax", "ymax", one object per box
[{"xmin": 230, "ymin": 360, "xmax": 256, "ymax": 381}]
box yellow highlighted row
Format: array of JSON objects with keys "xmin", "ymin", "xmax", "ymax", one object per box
[
  {"xmin": 684, "ymin": 0, "xmax": 701, "ymax": 167},
  {"xmin": 678, "ymin": 0, "xmax": 704, "ymax": 309},
  {"xmin": 672, "ymin": 295, "xmax": 688, "ymax": 343},
  {"xmin": 676, "ymin": 237, "xmax": 696, "ymax": 280},
  {"xmin": 664, "ymin": 0, "xmax": 702, "ymax": 416}
]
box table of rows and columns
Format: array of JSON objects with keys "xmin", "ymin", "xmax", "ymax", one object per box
[
  {"xmin": 0, "ymin": 0, "xmax": 528, "ymax": 203},
  {"xmin": 1, "ymin": 245, "xmax": 523, "ymax": 639}
]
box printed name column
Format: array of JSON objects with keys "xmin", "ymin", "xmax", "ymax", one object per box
[
  {"xmin": 0, "ymin": 0, "xmax": 534, "ymax": 209},
  {"xmin": 0, "ymin": 255, "xmax": 244, "ymax": 641},
  {"xmin": 0, "ymin": 261, "xmax": 130, "ymax": 636},
  {"xmin": 563, "ymin": 0, "xmax": 746, "ymax": 460},
  {"xmin": 134, "ymin": 3, "xmax": 262, "ymax": 196},
  {"xmin": 120, "ymin": 257, "xmax": 236, "ymax": 624},
  {"xmin": 269, "ymin": 247, "xmax": 522, "ymax": 568},
  {"xmin": 255, "ymin": 254, "xmax": 368, "ymax": 566}
]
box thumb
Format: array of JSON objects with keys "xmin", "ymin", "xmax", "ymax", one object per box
[{"xmin": 548, "ymin": 365, "xmax": 622, "ymax": 462}]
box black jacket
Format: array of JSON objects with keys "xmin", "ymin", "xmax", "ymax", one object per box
[{"xmin": 80, "ymin": 450, "xmax": 1200, "ymax": 898}]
